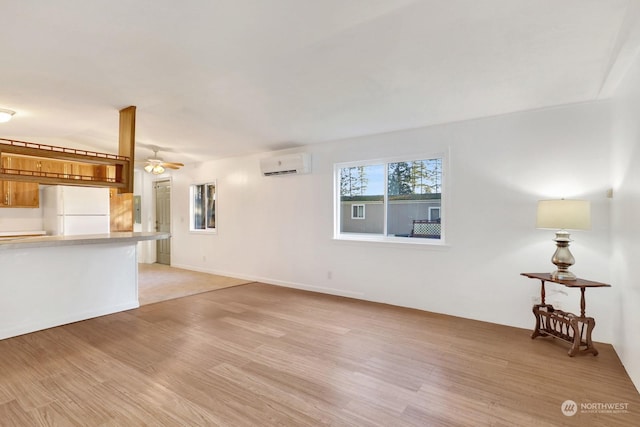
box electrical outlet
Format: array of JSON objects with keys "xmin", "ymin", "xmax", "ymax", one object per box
[
  {"xmin": 327, "ymin": 271, "xmax": 333, "ymax": 280},
  {"xmin": 531, "ymin": 296, "xmax": 541, "ymax": 305}
]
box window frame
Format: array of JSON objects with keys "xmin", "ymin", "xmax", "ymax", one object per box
[
  {"xmin": 189, "ymin": 180, "xmax": 217, "ymax": 234},
  {"xmin": 334, "ymin": 152, "xmax": 447, "ymax": 245}
]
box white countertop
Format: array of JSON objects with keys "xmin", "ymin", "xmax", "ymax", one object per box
[{"xmin": 0, "ymin": 231, "xmax": 170, "ymax": 250}]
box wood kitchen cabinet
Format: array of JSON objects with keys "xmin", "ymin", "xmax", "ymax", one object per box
[
  {"xmin": 1, "ymin": 181, "xmax": 40, "ymax": 207},
  {"xmin": 0, "ymin": 156, "xmax": 40, "ymax": 208},
  {"xmin": 37, "ymin": 158, "xmax": 67, "ymax": 177},
  {"xmin": 93, "ymin": 164, "xmax": 116, "ymax": 181},
  {"xmin": 36, "ymin": 158, "xmax": 116, "ymax": 182},
  {"xmin": 67, "ymin": 161, "xmax": 95, "ymax": 179},
  {"xmin": 1, "ymin": 138, "xmax": 130, "ymax": 191},
  {"xmin": 0, "ymin": 155, "xmax": 120, "ymax": 208}
]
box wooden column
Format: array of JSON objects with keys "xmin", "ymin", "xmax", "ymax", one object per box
[
  {"xmin": 112, "ymin": 106, "xmax": 136, "ymax": 231},
  {"xmin": 118, "ymin": 106, "xmax": 136, "ymax": 194}
]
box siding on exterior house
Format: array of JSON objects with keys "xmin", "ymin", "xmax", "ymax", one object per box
[
  {"xmin": 341, "ymin": 201, "xmax": 384, "ymax": 234},
  {"xmin": 341, "ymin": 197, "xmax": 441, "ymax": 236}
]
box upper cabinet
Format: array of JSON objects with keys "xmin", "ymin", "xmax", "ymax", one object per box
[
  {"xmin": 0, "ymin": 156, "xmax": 39, "ymax": 208},
  {"xmin": 38, "ymin": 158, "xmax": 67, "ymax": 176},
  {"xmin": 0, "ymin": 138, "xmax": 131, "ymax": 209},
  {"xmin": 0, "ymin": 180, "xmax": 40, "ymax": 208},
  {"xmin": 0, "ymin": 138, "xmax": 130, "ymax": 190},
  {"xmin": 0, "ymin": 155, "xmax": 118, "ymax": 208}
]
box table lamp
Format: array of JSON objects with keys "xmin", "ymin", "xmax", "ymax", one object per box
[{"xmin": 536, "ymin": 199, "xmax": 591, "ymax": 280}]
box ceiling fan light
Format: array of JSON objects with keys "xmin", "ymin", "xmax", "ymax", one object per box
[
  {"xmin": 0, "ymin": 108, "xmax": 16, "ymax": 123},
  {"xmin": 144, "ymin": 163, "xmax": 165, "ymax": 174},
  {"xmin": 144, "ymin": 148, "xmax": 181, "ymax": 174}
]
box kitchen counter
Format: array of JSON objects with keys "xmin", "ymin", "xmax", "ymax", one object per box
[
  {"xmin": 0, "ymin": 231, "xmax": 169, "ymax": 250},
  {"xmin": 0, "ymin": 230, "xmax": 47, "ymax": 238},
  {"xmin": 0, "ymin": 231, "xmax": 170, "ymax": 340}
]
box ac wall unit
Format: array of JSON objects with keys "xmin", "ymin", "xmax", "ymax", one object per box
[{"xmin": 260, "ymin": 153, "xmax": 311, "ymax": 176}]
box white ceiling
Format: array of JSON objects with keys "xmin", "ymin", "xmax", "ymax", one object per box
[{"xmin": 1, "ymin": 0, "xmax": 639, "ymax": 164}]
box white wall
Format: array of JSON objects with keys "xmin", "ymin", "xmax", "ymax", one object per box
[
  {"xmin": 0, "ymin": 194, "xmax": 43, "ymax": 232},
  {"xmin": 611, "ymin": 51, "xmax": 640, "ymax": 391},
  {"xmin": 170, "ymin": 101, "xmax": 615, "ymax": 343},
  {"xmin": 134, "ymin": 169, "xmax": 159, "ymax": 264}
]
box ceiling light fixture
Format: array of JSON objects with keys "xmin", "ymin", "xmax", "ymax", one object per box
[
  {"xmin": 144, "ymin": 163, "xmax": 166, "ymax": 175},
  {"xmin": 0, "ymin": 108, "xmax": 16, "ymax": 123},
  {"xmin": 143, "ymin": 148, "xmax": 183, "ymax": 174}
]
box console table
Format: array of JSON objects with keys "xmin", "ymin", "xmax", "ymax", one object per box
[{"xmin": 521, "ymin": 273, "xmax": 611, "ymax": 357}]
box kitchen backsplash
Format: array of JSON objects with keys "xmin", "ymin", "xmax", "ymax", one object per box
[{"xmin": 0, "ymin": 189, "xmax": 45, "ymax": 232}]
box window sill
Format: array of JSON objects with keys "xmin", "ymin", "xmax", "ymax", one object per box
[
  {"xmin": 333, "ymin": 233, "xmax": 450, "ymax": 250},
  {"xmin": 189, "ymin": 229, "xmax": 217, "ymax": 235}
]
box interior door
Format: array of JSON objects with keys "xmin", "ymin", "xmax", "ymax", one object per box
[{"xmin": 154, "ymin": 180, "xmax": 171, "ymax": 265}]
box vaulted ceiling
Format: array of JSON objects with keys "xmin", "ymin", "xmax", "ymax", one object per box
[{"xmin": 1, "ymin": 0, "xmax": 639, "ymax": 165}]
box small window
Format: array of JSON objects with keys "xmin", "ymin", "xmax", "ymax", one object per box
[
  {"xmin": 429, "ymin": 207, "xmax": 440, "ymax": 221},
  {"xmin": 190, "ymin": 181, "xmax": 216, "ymax": 232},
  {"xmin": 351, "ymin": 204, "xmax": 365, "ymax": 219}
]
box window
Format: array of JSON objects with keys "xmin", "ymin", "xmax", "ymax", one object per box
[
  {"xmin": 335, "ymin": 155, "xmax": 444, "ymax": 243},
  {"xmin": 190, "ymin": 181, "xmax": 216, "ymax": 232},
  {"xmin": 429, "ymin": 207, "xmax": 440, "ymax": 221},
  {"xmin": 351, "ymin": 204, "xmax": 365, "ymax": 219}
]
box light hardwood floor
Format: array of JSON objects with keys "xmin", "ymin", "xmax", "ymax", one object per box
[
  {"xmin": 0, "ymin": 283, "xmax": 638, "ymax": 426},
  {"xmin": 138, "ymin": 263, "xmax": 251, "ymax": 305}
]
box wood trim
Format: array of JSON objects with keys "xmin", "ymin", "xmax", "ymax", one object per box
[
  {"xmin": 0, "ymin": 172, "xmax": 125, "ymax": 188},
  {"xmin": 0, "ymin": 138, "xmax": 128, "ymax": 164}
]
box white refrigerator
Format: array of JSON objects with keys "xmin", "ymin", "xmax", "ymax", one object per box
[{"xmin": 42, "ymin": 185, "xmax": 111, "ymax": 236}]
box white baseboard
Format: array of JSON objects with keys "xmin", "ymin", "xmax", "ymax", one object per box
[{"xmin": 170, "ymin": 263, "xmax": 364, "ymax": 300}]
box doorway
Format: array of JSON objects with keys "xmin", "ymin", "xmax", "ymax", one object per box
[{"xmin": 154, "ymin": 179, "xmax": 171, "ymax": 265}]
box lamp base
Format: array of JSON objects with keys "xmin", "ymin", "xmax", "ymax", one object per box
[
  {"xmin": 550, "ymin": 230, "xmax": 577, "ymax": 281},
  {"xmin": 551, "ymin": 270, "xmax": 576, "ymax": 281}
]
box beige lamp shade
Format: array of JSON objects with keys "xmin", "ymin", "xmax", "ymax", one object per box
[{"xmin": 536, "ymin": 199, "xmax": 591, "ymax": 230}]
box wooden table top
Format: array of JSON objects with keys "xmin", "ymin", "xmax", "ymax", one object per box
[{"xmin": 521, "ymin": 272, "xmax": 611, "ymax": 288}]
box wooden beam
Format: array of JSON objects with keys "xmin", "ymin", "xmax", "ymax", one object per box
[{"xmin": 118, "ymin": 106, "xmax": 136, "ymax": 193}]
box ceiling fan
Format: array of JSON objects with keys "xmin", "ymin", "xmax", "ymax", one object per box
[{"xmin": 143, "ymin": 148, "xmax": 184, "ymax": 174}]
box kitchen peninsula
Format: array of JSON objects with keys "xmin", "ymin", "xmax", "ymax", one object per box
[{"xmin": 0, "ymin": 232, "xmax": 169, "ymax": 340}]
